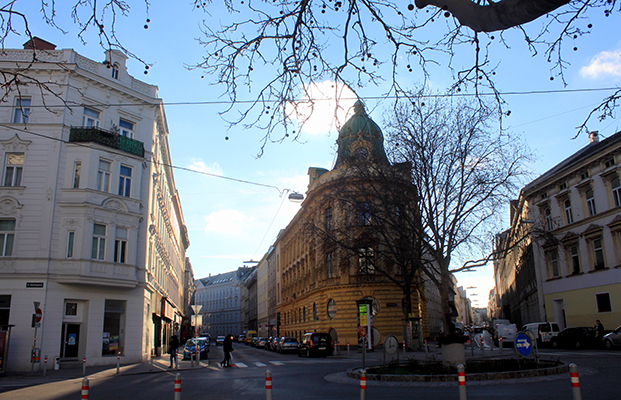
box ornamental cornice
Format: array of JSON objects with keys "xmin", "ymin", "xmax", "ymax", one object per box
[{"xmin": 0, "ymin": 134, "xmax": 32, "ymax": 152}]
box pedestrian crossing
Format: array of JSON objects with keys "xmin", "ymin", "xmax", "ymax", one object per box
[{"xmin": 211, "ymin": 359, "xmax": 349, "ymax": 369}]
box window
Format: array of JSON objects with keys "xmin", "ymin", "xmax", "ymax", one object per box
[
  {"xmin": 595, "ymin": 293, "xmax": 612, "ymax": 313},
  {"xmin": 325, "ymin": 207, "xmax": 333, "ymax": 231},
  {"xmin": 102, "ymin": 299, "xmax": 126, "ymax": 356},
  {"xmin": 114, "ymin": 228, "xmax": 127, "ymax": 263},
  {"xmin": 67, "ymin": 231, "xmax": 75, "ymax": 258},
  {"xmin": 13, "ymin": 97, "xmax": 31, "ymax": 123},
  {"xmin": 358, "ymin": 247, "xmax": 375, "ymax": 274},
  {"xmin": 119, "ymin": 119, "xmax": 134, "ymax": 138},
  {"xmin": 72, "ymin": 162, "xmax": 81, "ymax": 189},
  {"xmin": 65, "ymin": 302, "xmax": 78, "ymax": 316},
  {"xmin": 356, "ymin": 202, "xmax": 372, "ymax": 226},
  {"xmin": 592, "ymin": 238, "xmax": 605, "ymax": 270},
  {"xmin": 97, "ymin": 159, "xmax": 111, "ymax": 192},
  {"xmin": 0, "ymin": 295, "xmax": 11, "ymax": 326},
  {"xmin": 563, "ymin": 199, "xmax": 573, "ymax": 224},
  {"xmin": 569, "ymin": 245, "xmax": 580, "ymax": 274},
  {"xmin": 111, "ymin": 63, "xmax": 120, "ymax": 79},
  {"xmin": 544, "ymin": 207, "xmax": 553, "ymax": 230},
  {"xmin": 0, "ymin": 219, "xmax": 15, "ymax": 257},
  {"xmin": 548, "ymin": 250, "xmax": 559, "ymax": 278},
  {"xmin": 118, "ymin": 165, "xmax": 132, "ymax": 197},
  {"xmin": 3, "ymin": 153, "xmax": 24, "ymax": 187},
  {"xmin": 327, "ymin": 299, "xmax": 337, "ymax": 319},
  {"xmin": 83, "ymin": 107, "xmax": 100, "ymax": 128},
  {"xmin": 586, "ymin": 189, "xmax": 597, "ymax": 216},
  {"xmin": 612, "ymin": 176, "xmax": 621, "ymax": 208},
  {"xmin": 326, "ymin": 251, "xmax": 335, "ymax": 278},
  {"xmin": 92, "ymin": 223, "xmax": 106, "ymax": 260}
]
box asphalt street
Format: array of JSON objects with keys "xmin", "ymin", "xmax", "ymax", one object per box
[{"xmin": 1, "ymin": 343, "xmax": 619, "ymax": 399}]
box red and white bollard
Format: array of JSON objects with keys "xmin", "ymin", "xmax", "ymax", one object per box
[
  {"xmin": 570, "ymin": 363, "xmax": 582, "ymax": 400},
  {"xmin": 499, "ymin": 337, "xmax": 503, "ymax": 353},
  {"xmin": 81, "ymin": 377, "xmax": 89, "ymax": 399},
  {"xmin": 458, "ymin": 364, "xmax": 467, "ymax": 400},
  {"xmin": 82, "ymin": 356, "xmax": 86, "ymax": 376},
  {"xmin": 359, "ymin": 369, "xmax": 367, "ymax": 400},
  {"xmin": 265, "ymin": 370, "xmax": 273, "ymax": 400},
  {"xmin": 403, "ymin": 340, "xmax": 406, "ymax": 355},
  {"xmin": 347, "ymin": 340, "xmax": 350, "ymax": 357},
  {"xmin": 43, "ymin": 355, "xmax": 48, "ymax": 377},
  {"xmin": 174, "ymin": 373, "xmax": 181, "ymax": 400},
  {"xmin": 116, "ymin": 352, "xmax": 121, "ymax": 374}
]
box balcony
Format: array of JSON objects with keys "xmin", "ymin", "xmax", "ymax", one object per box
[{"xmin": 69, "ymin": 127, "xmax": 145, "ymax": 157}]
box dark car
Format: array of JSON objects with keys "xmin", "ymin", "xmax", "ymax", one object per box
[
  {"xmin": 277, "ymin": 337, "xmax": 299, "ymax": 353},
  {"xmin": 550, "ymin": 327, "xmax": 596, "ymax": 349},
  {"xmin": 183, "ymin": 338, "xmax": 209, "ymax": 359},
  {"xmin": 298, "ymin": 332, "xmax": 333, "ymax": 357},
  {"xmin": 603, "ymin": 325, "xmax": 621, "ymax": 350}
]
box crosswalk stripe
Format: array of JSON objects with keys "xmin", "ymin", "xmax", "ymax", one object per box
[
  {"xmin": 269, "ymin": 361, "xmax": 284, "ymax": 365},
  {"xmin": 235, "ymin": 362, "xmax": 248, "ymax": 368},
  {"xmin": 254, "ymin": 362, "xmax": 267, "ymax": 367}
]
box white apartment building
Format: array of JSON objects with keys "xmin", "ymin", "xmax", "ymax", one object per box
[{"xmin": 0, "ymin": 38, "xmax": 191, "ymax": 372}]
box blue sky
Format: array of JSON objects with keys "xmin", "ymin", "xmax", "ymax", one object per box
[{"xmin": 9, "ymin": 1, "xmax": 620, "ymax": 307}]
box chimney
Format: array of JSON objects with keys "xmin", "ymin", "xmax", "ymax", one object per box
[{"xmin": 589, "ymin": 131, "xmax": 599, "ymax": 144}]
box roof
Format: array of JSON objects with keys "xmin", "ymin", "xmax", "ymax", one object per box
[{"xmin": 524, "ymin": 130, "xmax": 621, "ymax": 193}]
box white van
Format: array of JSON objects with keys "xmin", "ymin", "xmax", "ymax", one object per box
[{"xmin": 522, "ymin": 322, "xmax": 561, "ymax": 345}]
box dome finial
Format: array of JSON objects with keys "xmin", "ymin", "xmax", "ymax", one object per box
[{"xmin": 353, "ymin": 99, "xmax": 366, "ymax": 115}]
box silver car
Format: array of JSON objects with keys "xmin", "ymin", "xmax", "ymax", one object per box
[{"xmin": 603, "ymin": 325, "xmax": 621, "ymax": 350}]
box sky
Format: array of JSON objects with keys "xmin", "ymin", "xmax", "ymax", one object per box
[{"xmin": 7, "ymin": 1, "xmax": 621, "ymax": 308}]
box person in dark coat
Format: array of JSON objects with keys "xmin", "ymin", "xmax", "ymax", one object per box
[
  {"xmin": 168, "ymin": 334, "xmax": 179, "ymax": 368},
  {"xmin": 595, "ymin": 320, "xmax": 605, "ymax": 340},
  {"xmin": 221, "ymin": 334, "xmax": 234, "ymax": 367}
]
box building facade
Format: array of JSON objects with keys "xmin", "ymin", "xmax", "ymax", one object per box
[
  {"xmin": 0, "ymin": 39, "xmax": 191, "ymax": 371},
  {"xmin": 495, "ymin": 131, "xmax": 621, "ymax": 330},
  {"xmin": 274, "ymin": 101, "xmax": 427, "ymax": 348}
]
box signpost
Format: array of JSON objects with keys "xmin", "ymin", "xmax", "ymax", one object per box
[{"xmin": 515, "ymin": 333, "xmax": 532, "ymax": 357}]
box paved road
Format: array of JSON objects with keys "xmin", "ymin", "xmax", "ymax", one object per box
[{"xmin": 1, "ymin": 344, "xmax": 619, "ymax": 399}]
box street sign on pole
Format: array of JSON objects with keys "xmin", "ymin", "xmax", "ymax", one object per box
[
  {"xmin": 515, "ymin": 333, "xmax": 532, "ymax": 357},
  {"xmin": 33, "ymin": 302, "xmax": 40, "ymax": 312},
  {"xmin": 35, "ymin": 308, "xmax": 42, "ymax": 323}
]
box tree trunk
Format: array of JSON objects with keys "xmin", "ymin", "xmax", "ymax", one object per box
[{"xmin": 415, "ymin": 0, "xmax": 571, "ymax": 32}]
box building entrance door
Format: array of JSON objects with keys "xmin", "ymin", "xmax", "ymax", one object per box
[{"xmin": 61, "ymin": 323, "xmax": 80, "ymax": 358}]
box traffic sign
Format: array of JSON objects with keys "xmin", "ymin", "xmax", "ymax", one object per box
[
  {"xmin": 515, "ymin": 333, "xmax": 532, "ymax": 357},
  {"xmin": 35, "ymin": 308, "xmax": 42, "ymax": 323}
]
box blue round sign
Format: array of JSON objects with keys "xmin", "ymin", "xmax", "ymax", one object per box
[{"xmin": 515, "ymin": 333, "xmax": 532, "ymax": 357}]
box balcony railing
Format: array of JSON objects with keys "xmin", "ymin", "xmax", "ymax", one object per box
[{"xmin": 69, "ymin": 127, "xmax": 145, "ymax": 157}]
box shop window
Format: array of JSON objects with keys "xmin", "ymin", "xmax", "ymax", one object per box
[{"xmin": 102, "ymin": 299, "xmax": 126, "ymax": 356}]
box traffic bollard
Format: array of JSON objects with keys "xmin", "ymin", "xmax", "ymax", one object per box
[
  {"xmin": 424, "ymin": 340, "xmax": 428, "ymax": 357},
  {"xmin": 82, "ymin": 356, "xmax": 86, "ymax": 376},
  {"xmin": 174, "ymin": 373, "xmax": 181, "ymax": 400},
  {"xmin": 150, "ymin": 349, "xmax": 154, "ymax": 371},
  {"xmin": 347, "ymin": 340, "xmax": 350, "ymax": 357},
  {"xmin": 43, "ymin": 355, "xmax": 47, "ymax": 377},
  {"xmin": 458, "ymin": 364, "xmax": 467, "ymax": 400},
  {"xmin": 570, "ymin": 363, "xmax": 582, "ymax": 400},
  {"xmin": 360, "ymin": 369, "xmax": 367, "ymax": 400},
  {"xmin": 81, "ymin": 377, "xmax": 89, "ymax": 400},
  {"xmin": 116, "ymin": 352, "xmax": 121, "ymax": 374},
  {"xmin": 196, "ymin": 345, "xmax": 200, "ymax": 365},
  {"xmin": 499, "ymin": 337, "xmax": 503, "ymax": 353},
  {"xmin": 265, "ymin": 370, "xmax": 273, "ymax": 400},
  {"xmin": 403, "ymin": 340, "xmax": 406, "ymax": 355}
]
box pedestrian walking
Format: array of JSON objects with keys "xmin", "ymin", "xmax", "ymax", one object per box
[
  {"xmin": 594, "ymin": 320, "xmax": 605, "ymax": 340},
  {"xmin": 221, "ymin": 334, "xmax": 234, "ymax": 367},
  {"xmin": 169, "ymin": 334, "xmax": 179, "ymax": 368}
]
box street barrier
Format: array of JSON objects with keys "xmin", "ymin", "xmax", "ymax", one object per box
[
  {"xmin": 81, "ymin": 377, "xmax": 89, "ymax": 400},
  {"xmin": 174, "ymin": 373, "xmax": 181, "ymax": 400},
  {"xmin": 457, "ymin": 364, "xmax": 467, "ymax": 400},
  {"xmin": 82, "ymin": 356, "xmax": 86, "ymax": 376},
  {"xmin": 570, "ymin": 363, "xmax": 582, "ymax": 400},
  {"xmin": 265, "ymin": 370, "xmax": 273, "ymax": 400},
  {"xmin": 359, "ymin": 369, "xmax": 367, "ymax": 400}
]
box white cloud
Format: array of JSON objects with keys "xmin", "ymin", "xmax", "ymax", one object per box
[
  {"xmin": 287, "ymin": 81, "xmax": 358, "ymax": 136},
  {"xmin": 580, "ymin": 49, "xmax": 621, "ymax": 79},
  {"xmin": 187, "ymin": 159, "xmax": 223, "ymax": 175},
  {"xmin": 203, "ymin": 209, "xmax": 253, "ymax": 235}
]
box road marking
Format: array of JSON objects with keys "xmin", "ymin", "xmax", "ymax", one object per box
[
  {"xmin": 254, "ymin": 362, "xmax": 267, "ymax": 367},
  {"xmin": 235, "ymin": 362, "xmax": 248, "ymax": 368},
  {"xmin": 269, "ymin": 361, "xmax": 285, "ymax": 365}
]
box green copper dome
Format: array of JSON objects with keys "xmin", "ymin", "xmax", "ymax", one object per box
[{"xmin": 334, "ymin": 100, "xmax": 389, "ymax": 169}]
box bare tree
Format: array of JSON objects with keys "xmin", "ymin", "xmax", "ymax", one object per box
[{"xmin": 382, "ymin": 92, "xmax": 533, "ymax": 340}]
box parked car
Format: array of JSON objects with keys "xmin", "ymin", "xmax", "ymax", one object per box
[
  {"xmin": 256, "ymin": 337, "xmax": 268, "ymax": 349},
  {"xmin": 183, "ymin": 337, "xmax": 209, "ymax": 359},
  {"xmin": 550, "ymin": 327, "xmax": 597, "ymax": 349},
  {"xmin": 245, "ymin": 330, "xmax": 257, "ymax": 345},
  {"xmin": 238, "ymin": 335, "xmax": 246, "ymax": 343},
  {"xmin": 602, "ymin": 325, "xmax": 621, "ymax": 349},
  {"xmin": 277, "ymin": 337, "xmax": 299, "ymax": 353},
  {"xmin": 522, "ymin": 322, "xmax": 561, "ymax": 346},
  {"xmin": 268, "ymin": 337, "xmax": 279, "ymax": 351},
  {"xmin": 251, "ymin": 336, "xmax": 260, "ymax": 347},
  {"xmin": 216, "ymin": 335, "xmax": 226, "ymax": 346},
  {"xmin": 298, "ymin": 332, "xmax": 333, "ymax": 357}
]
